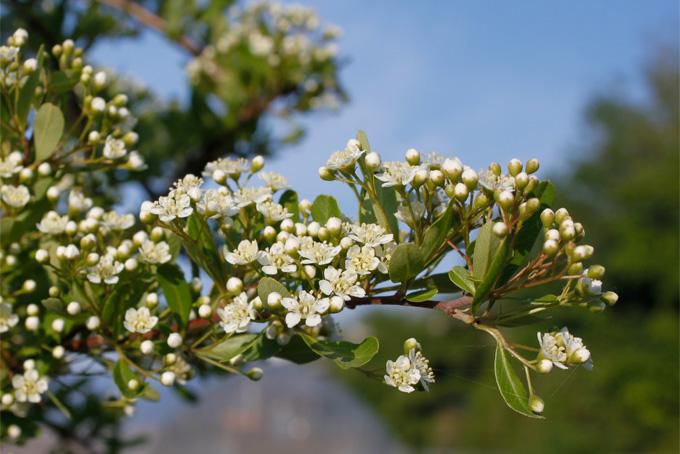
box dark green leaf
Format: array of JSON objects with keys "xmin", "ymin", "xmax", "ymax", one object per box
[
  {"xmin": 494, "ymin": 343, "xmax": 544, "ymax": 418},
  {"xmin": 389, "ymin": 243, "xmax": 424, "ymax": 283},
  {"xmin": 311, "ymin": 194, "xmax": 342, "ymax": 223},
  {"xmin": 472, "ymin": 221, "xmax": 501, "ymax": 281},
  {"xmin": 198, "ymin": 333, "xmax": 261, "ymax": 361},
  {"xmin": 448, "ymin": 266, "xmax": 476, "ymax": 295},
  {"xmin": 17, "ymin": 45, "xmax": 44, "ymax": 124},
  {"xmin": 406, "ymin": 288, "xmax": 438, "ymax": 303},
  {"xmin": 49, "ymin": 70, "xmax": 80, "ymax": 94},
  {"xmin": 279, "ymin": 190, "xmax": 300, "ymax": 222},
  {"xmin": 157, "ymin": 264, "xmax": 192, "ymax": 328},
  {"xmin": 276, "ymin": 335, "xmax": 321, "ymax": 364},
  {"xmin": 421, "ymin": 204, "xmax": 456, "ymax": 263},
  {"xmin": 113, "ymin": 359, "xmax": 139, "ymax": 399},
  {"xmin": 472, "ymin": 239, "xmax": 509, "ymax": 314},
  {"xmin": 300, "ymin": 333, "xmax": 379, "ymax": 369},
  {"xmin": 372, "ymin": 177, "xmax": 399, "ymax": 235},
  {"xmin": 34, "ymin": 103, "xmax": 65, "ymax": 161}
]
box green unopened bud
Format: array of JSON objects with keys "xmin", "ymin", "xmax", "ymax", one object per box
[
  {"xmin": 526, "ymin": 198, "xmax": 540, "ymax": 214},
  {"xmin": 413, "ymin": 168, "xmax": 428, "ymax": 187},
  {"xmin": 529, "ymin": 395, "xmax": 545, "ymax": 414},
  {"xmin": 405, "ymin": 148, "xmax": 420, "ymax": 165},
  {"xmin": 403, "ymin": 337, "xmax": 420, "ymax": 354},
  {"xmin": 507, "ymin": 158, "xmax": 522, "ymax": 176},
  {"xmin": 489, "ymin": 162, "xmax": 501, "ymax": 176},
  {"xmin": 525, "ymin": 158, "xmax": 540, "ymax": 174},
  {"xmin": 554, "ymin": 208, "xmax": 570, "ymax": 224},
  {"xmin": 251, "ymin": 155, "xmax": 265, "ymax": 173},
  {"xmin": 587, "ymin": 265, "xmax": 605, "ymax": 279},
  {"xmin": 602, "ymin": 291, "xmax": 619, "ymax": 306},
  {"xmin": 461, "ymin": 168, "xmax": 478, "ymax": 189},
  {"xmin": 267, "ymin": 292, "xmax": 282, "ymax": 309},
  {"xmin": 514, "ymin": 172, "xmax": 529, "ymax": 190},
  {"xmin": 318, "ymin": 166, "xmax": 334, "ymax": 181},
  {"xmin": 442, "ymin": 158, "xmax": 463, "ymax": 181},
  {"xmin": 52, "ymin": 44, "xmax": 63, "ymax": 57},
  {"xmin": 495, "ymin": 190, "xmax": 514, "ymax": 210},
  {"xmin": 536, "ymin": 359, "xmax": 553, "ymax": 374},
  {"xmin": 454, "ymin": 183, "xmax": 468, "ymax": 201},
  {"xmin": 574, "ymin": 222, "xmax": 584, "ymax": 238},
  {"xmin": 429, "ymin": 169, "xmax": 445, "ymax": 187},
  {"xmin": 444, "ymin": 184, "xmax": 456, "ymax": 198},
  {"xmin": 540, "ymin": 208, "xmax": 555, "ymax": 227},
  {"xmin": 523, "ymin": 176, "xmax": 539, "ymax": 194},
  {"xmin": 365, "ymin": 151, "xmax": 381, "ymax": 171},
  {"xmin": 246, "ymin": 367, "xmax": 263, "ymax": 381},
  {"xmin": 543, "ymin": 239, "xmax": 559, "ymax": 256},
  {"xmin": 492, "ymin": 222, "xmax": 509, "ymax": 238},
  {"xmin": 568, "ymin": 262, "xmax": 584, "ymax": 275},
  {"xmin": 473, "ymin": 193, "xmax": 490, "ymax": 210}
]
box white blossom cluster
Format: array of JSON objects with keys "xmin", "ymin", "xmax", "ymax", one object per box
[
  {"xmin": 384, "ymin": 341, "xmax": 436, "ymax": 394},
  {"xmin": 536, "ymin": 327, "xmax": 591, "ymax": 372}
]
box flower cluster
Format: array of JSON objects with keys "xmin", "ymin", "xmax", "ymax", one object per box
[
  {"xmin": 536, "ymin": 327, "xmax": 591, "ymax": 372},
  {"xmin": 384, "ymin": 339, "xmax": 435, "ymax": 393}
]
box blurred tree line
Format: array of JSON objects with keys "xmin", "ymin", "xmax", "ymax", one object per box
[{"xmin": 338, "ymin": 50, "xmax": 679, "ymax": 452}]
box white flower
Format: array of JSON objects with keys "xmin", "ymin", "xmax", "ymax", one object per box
[
  {"xmin": 537, "ymin": 331, "xmax": 568, "ymax": 369},
  {"xmin": 394, "ymin": 196, "xmax": 425, "ymax": 227},
  {"xmin": 299, "ymin": 240, "xmax": 341, "ymax": 265},
  {"xmin": 257, "ymin": 242, "xmax": 297, "ymax": 275},
  {"xmin": 345, "ymin": 245, "xmax": 380, "ymax": 275},
  {"xmin": 1, "ymin": 184, "xmax": 30, "ymax": 208},
  {"xmin": 259, "ymin": 171, "xmax": 289, "ymax": 190},
  {"xmin": 0, "ymin": 302, "xmax": 19, "ymax": 333},
  {"xmin": 172, "ymin": 175, "xmax": 203, "ymax": 201},
  {"xmin": 203, "ymin": 157, "xmax": 249, "ymax": 179},
  {"xmin": 138, "ymin": 240, "xmax": 172, "ymax": 264},
  {"xmin": 421, "ymin": 151, "xmax": 446, "ymax": 169},
  {"xmin": 225, "ymin": 240, "xmax": 259, "ymax": 265},
  {"xmin": 37, "ymin": 211, "xmax": 70, "ymax": 234},
  {"xmin": 150, "ymin": 193, "xmax": 193, "ymax": 222},
  {"xmin": 348, "ymin": 223, "xmax": 393, "ymax": 247},
  {"xmin": 0, "ymin": 46, "xmax": 19, "ymax": 64},
  {"xmin": 124, "ymin": 307, "xmax": 158, "ymax": 334},
  {"xmin": 87, "ymin": 253, "xmax": 124, "ymax": 285},
  {"xmin": 375, "ymin": 242, "xmax": 396, "ymax": 274},
  {"xmin": 325, "ymin": 144, "xmax": 363, "ymax": 171},
  {"xmin": 100, "ymin": 211, "xmax": 135, "ymax": 231},
  {"xmin": 12, "ymin": 369, "xmax": 48, "ymax": 403},
  {"xmin": 103, "ymin": 135, "xmax": 127, "ymax": 159},
  {"xmin": 409, "ymin": 348, "xmax": 436, "ymax": 390},
  {"xmin": 68, "ymin": 188, "xmax": 92, "ymax": 212},
  {"xmin": 217, "ymin": 292, "xmax": 256, "ymax": 334},
  {"xmin": 478, "ymin": 169, "xmax": 515, "ymax": 191},
  {"xmin": 234, "ymin": 187, "xmax": 272, "ymax": 207},
  {"xmin": 555, "ymin": 327, "xmax": 591, "ymax": 365},
  {"xmin": 197, "ymin": 188, "xmax": 239, "ymax": 218},
  {"xmin": 256, "ymin": 200, "xmax": 291, "ymax": 222},
  {"xmin": 384, "ymin": 355, "xmax": 421, "ymax": 393},
  {"xmin": 580, "ymin": 277, "xmax": 602, "ymax": 296},
  {"xmin": 169, "ymin": 355, "xmax": 192, "ymax": 385},
  {"xmin": 376, "ymin": 162, "xmax": 418, "ymax": 187},
  {"xmin": 281, "ymin": 291, "xmax": 329, "ymax": 328},
  {"xmin": 125, "ymin": 151, "xmax": 146, "ymax": 170},
  {"xmin": 0, "ymin": 151, "xmax": 23, "ymax": 178},
  {"xmin": 319, "ymin": 266, "xmax": 365, "ymax": 300}
]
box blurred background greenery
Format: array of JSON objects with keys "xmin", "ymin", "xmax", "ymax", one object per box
[{"xmin": 3, "ymin": 1, "xmax": 678, "ymax": 452}]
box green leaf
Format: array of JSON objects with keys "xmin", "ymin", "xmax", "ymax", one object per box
[
  {"xmin": 311, "ymin": 194, "xmax": 342, "ymax": 224},
  {"xmin": 17, "ymin": 45, "xmax": 44, "ymax": 124},
  {"xmin": 142, "ymin": 384, "xmax": 161, "ymax": 401},
  {"xmin": 472, "ymin": 239, "xmax": 509, "ymax": 314},
  {"xmin": 300, "ymin": 334, "xmax": 379, "ymax": 369},
  {"xmin": 448, "ymin": 266, "xmax": 476, "ymax": 295},
  {"xmin": 356, "ymin": 130, "xmax": 371, "ymax": 151},
  {"xmin": 389, "ymin": 243, "xmax": 424, "ymax": 283},
  {"xmin": 372, "ymin": 178, "xmax": 399, "ymax": 235},
  {"xmin": 257, "ymin": 276, "xmax": 290, "ymax": 303},
  {"xmin": 157, "ymin": 264, "xmax": 192, "ymax": 328},
  {"xmin": 185, "ymin": 213, "xmax": 224, "ymax": 284},
  {"xmin": 34, "ymin": 103, "xmax": 65, "ymax": 162},
  {"xmin": 113, "ymin": 359, "xmax": 139, "ymax": 399},
  {"xmin": 421, "ymin": 204, "xmax": 456, "ymax": 263},
  {"xmin": 276, "ymin": 335, "xmax": 321, "ymax": 364},
  {"xmin": 48, "ymin": 70, "xmax": 80, "ymax": 94},
  {"xmin": 494, "ymin": 343, "xmax": 544, "ymax": 419},
  {"xmin": 472, "ymin": 222, "xmax": 501, "ymax": 281},
  {"xmin": 406, "ymin": 288, "xmax": 438, "ymax": 302},
  {"xmin": 198, "ymin": 333, "xmax": 262, "ymax": 362},
  {"xmin": 279, "ymin": 190, "xmax": 300, "ymax": 222}
]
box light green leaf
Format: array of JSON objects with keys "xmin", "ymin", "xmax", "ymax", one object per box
[
  {"xmin": 257, "ymin": 276, "xmax": 290, "ymax": 303},
  {"xmin": 389, "ymin": 243, "xmax": 423, "ymax": 283},
  {"xmin": 34, "ymin": 103, "xmax": 65, "ymax": 162},
  {"xmin": 356, "ymin": 130, "xmax": 371, "ymax": 151},
  {"xmin": 472, "ymin": 238, "xmax": 509, "ymax": 314},
  {"xmin": 448, "ymin": 266, "xmax": 476, "ymax": 295},
  {"xmin": 472, "ymin": 221, "xmax": 500, "ymax": 281},
  {"xmin": 406, "ymin": 288, "xmax": 438, "ymax": 303},
  {"xmin": 198, "ymin": 333, "xmax": 263, "ymax": 362},
  {"xmin": 311, "ymin": 194, "xmax": 342, "ymax": 223},
  {"xmin": 421, "ymin": 204, "xmax": 456, "ymax": 263},
  {"xmin": 494, "ymin": 343, "xmax": 544, "ymax": 419},
  {"xmin": 17, "ymin": 45, "xmax": 44, "ymax": 124},
  {"xmin": 300, "ymin": 333, "xmax": 379, "ymax": 369},
  {"xmin": 157, "ymin": 264, "xmax": 192, "ymax": 328},
  {"xmin": 113, "ymin": 359, "xmax": 139, "ymax": 399}
]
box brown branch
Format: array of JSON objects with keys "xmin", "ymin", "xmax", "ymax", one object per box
[
  {"xmin": 96, "ymin": 0, "xmax": 201, "ymax": 55},
  {"xmin": 346, "ymin": 294, "xmax": 474, "ymax": 322}
]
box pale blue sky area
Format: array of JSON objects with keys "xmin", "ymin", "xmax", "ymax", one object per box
[{"xmin": 93, "ymin": 0, "xmax": 677, "ymax": 210}]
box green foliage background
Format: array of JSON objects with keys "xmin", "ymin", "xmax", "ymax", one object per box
[{"xmin": 337, "ymin": 51, "xmax": 679, "ymax": 452}]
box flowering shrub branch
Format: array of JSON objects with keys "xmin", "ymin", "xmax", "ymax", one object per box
[{"xmin": 0, "ymin": 28, "xmax": 618, "ymax": 444}]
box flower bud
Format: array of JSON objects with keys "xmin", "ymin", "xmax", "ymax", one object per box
[
  {"xmin": 495, "ymin": 190, "xmax": 514, "ymax": 210},
  {"xmin": 429, "ymin": 169, "xmax": 445, "ymax": 186},
  {"xmin": 212, "ymin": 169, "xmax": 227, "ymax": 184},
  {"xmin": 536, "ymin": 358, "xmax": 553, "ymax": 374},
  {"xmin": 568, "ymin": 262, "xmax": 583, "ymax": 275},
  {"xmin": 405, "ymin": 148, "xmax": 420, "ymax": 165},
  {"xmin": 22, "ymin": 279, "xmax": 36, "ymax": 292},
  {"xmin": 19, "ymin": 167, "xmax": 33, "ymax": 182},
  {"xmin": 461, "ymin": 168, "xmax": 478, "ymax": 189},
  {"xmin": 554, "ymin": 208, "xmax": 569, "ymax": 224},
  {"xmin": 303, "ymin": 265, "xmax": 316, "ymax": 279},
  {"xmin": 488, "ymin": 162, "xmax": 501, "ymax": 176},
  {"xmin": 86, "ymin": 252, "xmax": 99, "ymax": 266},
  {"xmin": 47, "ymin": 186, "xmax": 60, "ymax": 201},
  {"xmin": 540, "ymin": 208, "xmax": 554, "ymax": 227},
  {"xmin": 38, "ymin": 162, "xmax": 52, "ymax": 176},
  {"xmin": 280, "ymin": 219, "xmax": 295, "ymax": 233},
  {"xmin": 140, "ymin": 340, "xmax": 154, "ymax": 354},
  {"xmin": 52, "ymin": 345, "xmax": 65, "ymax": 359},
  {"xmin": 507, "ymin": 158, "xmax": 522, "ymax": 176},
  {"xmin": 543, "ymin": 239, "xmax": 559, "ymax": 256},
  {"xmin": 413, "ymin": 168, "xmax": 428, "ymax": 187},
  {"xmin": 167, "ymin": 333, "xmax": 183, "ymax": 348},
  {"xmin": 403, "ymin": 337, "xmax": 420, "ymax": 354},
  {"xmin": 198, "ymin": 303, "xmax": 212, "ymax": 318},
  {"xmin": 35, "ymin": 249, "xmax": 49, "ymax": 263},
  {"xmin": 246, "ymin": 367, "xmax": 264, "ymax": 381},
  {"xmin": 318, "ymin": 166, "xmax": 334, "ymax": 181},
  {"xmin": 602, "ymin": 291, "xmax": 618, "ymax": 305},
  {"xmin": 514, "ymin": 172, "xmax": 529, "ymax": 190},
  {"xmin": 25, "ymin": 316, "xmax": 40, "ymax": 331},
  {"xmin": 127, "ymin": 379, "xmax": 140, "ymax": 391},
  {"xmin": 150, "ymin": 227, "xmax": 164, "ymax": 242},
  {"xmin": 442, "ymin": 158, "xmax": 463, "ymax": 181},
  {"xmin": 340, "ymin": 237, "xmax": 353, "ymax": 249},
  {"xmin": 51, "ymin": 318, "xmax": 65, "ymax": 333},
  {"xmin": 365, "ymin": 152, "xmax": 381, "ymax": 171},
  {"xmin": 27, "ymin": 304, "xmax": 39, "ymax": 315},
  {"xmin": 226, "ymin": 277, "xmax": 243, "ymax": 294},
  {"xmin": 454, "ymin": 183, "xmax": 468, "ymax": 201},
  {"xmin": 587, "ymin": 265, "xmax": 605, "ymax": 280},
  {"xmin": 525, "ymin": 158, "xmax": 540, "ymax": 174},
  {"xmin": 7, "ymin": 424, "xmax": 21, "ymax": 440},
  {"xmin": 67, "ymin": 301, "xmax": 81, "ymax": 315},
  {"xmin": 251, "ymin": 155, "xmax": 265, "ymax": 173},
  {"xmin": 86, "ymin": 315, "xmax": 100, "ymax": 330},
  {"xmin": 492, "ymin": 222, "xmax": 509, "ymax": 238},
  {"xmin": 160, "ymin": 371, "xmax": 176, "ymax": 386},
  {"xmin": 267, "ymin": 292, "xmax": 282, "ymax": 309},
  {"xmin": 328, "ymin": 296, "xmax": 344, "ymax": 313},
  {"xmin": 145, "ymin": 293, "xmax": 159, "ymax": 307},
  {"xmin": 473, "ymin": 193, "xmax": 490, "ymax": 210},
  {"xmin": 276, "ymin": 332, "xmax": 291, "ymax": 346},
  {"xmin": 299, "ymin": 198, "xmax": 312, "ymax": 214},
  {"xmin": 529, "ymin": 395, "xmax": 545, "ymax": 414}
]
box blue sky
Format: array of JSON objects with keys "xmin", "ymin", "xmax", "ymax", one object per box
[{"xmin": 93, "ymin": 0, "xmax": 677, "ymax": 210}]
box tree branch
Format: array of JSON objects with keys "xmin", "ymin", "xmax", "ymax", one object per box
[
  {"xmin": 96, "ymin": 0, "xmax": 201, "ymax": 55},
  {"xmin": 346, "ymin": 294, "xmax": 474, "ymax": 322}
]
